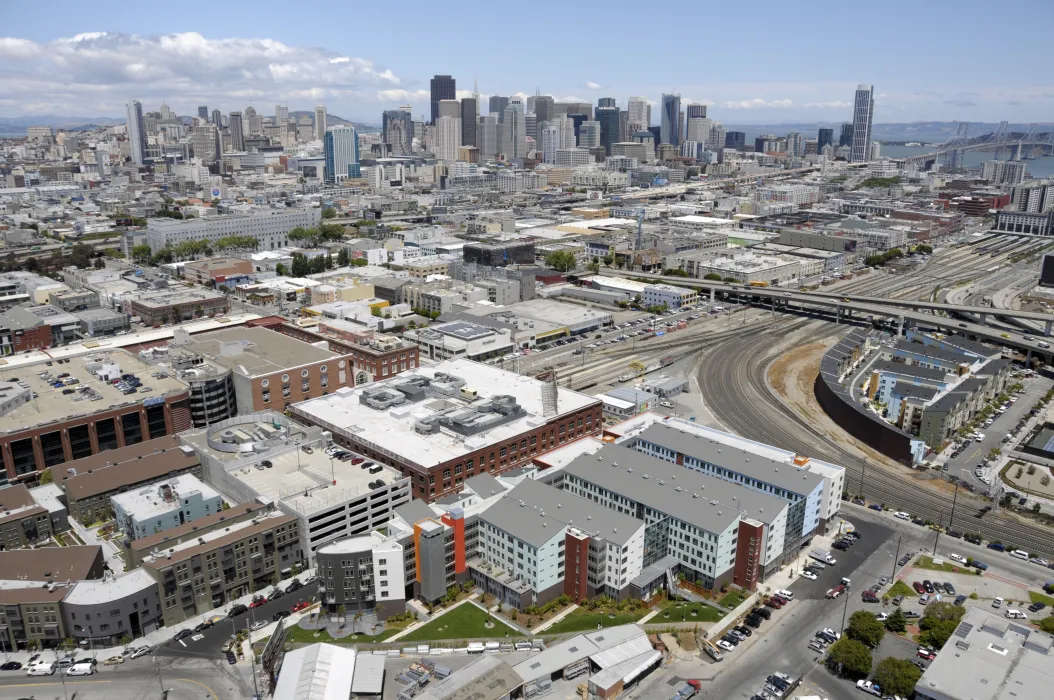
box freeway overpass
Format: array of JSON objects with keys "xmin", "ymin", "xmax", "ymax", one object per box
[{"xmin": 602, "ymin": 269, "xmax": 1054, "ymax": 356}]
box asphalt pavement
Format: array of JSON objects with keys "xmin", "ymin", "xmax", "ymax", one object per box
[{"xmin": 157, "ymin": 586, "xmax": 316, "ymax": 660}]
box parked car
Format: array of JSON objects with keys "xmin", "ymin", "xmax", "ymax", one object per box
[
  {"xmin": 856, "ymin": 680, "xmax": 883, "ymax": 696},
  {"xmin": 292, "ymin": 601, "xmax": 311, "ymax": 613},
  {"xmin": 129, "ymin": 646, "xmax": 152, "ymax": 659},
  {"xmin": 228, "ymin": 603, "xmax": 249, "ymax": 617},
  {"xmin": 0, "ymin": 661, "xmax": 22, "ymax": 671},
  {"xmin": 1028, "ymin": 602, "xmax": 1047, "ymax": 613},
  {"xmin": 273, "ymin": 610, "xmax": 291, "ymax": 621},
  {"xmin": 912, "ymin": 581, "xmax": 926, "ymax": 594},
  {"xmin": 173, "ymin": 628, "xmax": 194, "ymax": 642},
  {"xmin": 103, "ymin": 656, "xmax": 124, "ymax": 666}
]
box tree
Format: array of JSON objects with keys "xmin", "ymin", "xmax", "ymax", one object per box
[
  {"xmin": 104, "ymin": 248, "xmax": 125, "ymax": 259},
  {"xmin": 120, "ymin": 634, "xmax": 133, "ymax": 646},
  {"xmin": 919, "ymin": 601, "xmax": 966, "ymax": 649},
  {"xmin": 847, "ymin": 610, "xmax": 885, "ymax": 648},
  {"xmin": 321, "ymin": 207, "xmax": 337, "ymax": 219},
  {"xmin": 93, "ymin": 257, "xmax": 105, "ymax": 269},
  {"xmin": 39, "ymin": 468, "xmax": 53, "ymax": 485},
  {"xmin": 602, "ymin": 253, "xmax": 615, "ymax": 267},
  {"xmin": 884, "ymin": 607, "xmax": 906, "ymax": 633},
  {"xmin": 545, "ymin": 250, "xmax": 577, "ymax": 272},
  {"xmin": 132, "ymin": 244, "xmax": 152, "ymax": 264},
  {"xmin": 337, "ymin": 604, "xmax": 346, "ymax": 627},
  {"xmin": 872, "ymin": 657, "xmax": 922, "ymax": 697},
  {"xmin": 827, "ymin": 637, "xmax": 873, "ymax": 677},
  {"xmin": 703, "ymin": 273, "xmax": 723, "ymax": 280},
  {"xmin": 1040, "ymin": 617, "xmax": 1054, "ymax": 634},
  {"xmin": 350, "ymin": 257, "xmax": 367, "ymax": 267},
  {"xmin": 275, "ymin": 262, "xmax": 288, "ymax": 276},
  {"xmin": 336, "ymin": 248, "xmax": 350, "ymax": 267}
]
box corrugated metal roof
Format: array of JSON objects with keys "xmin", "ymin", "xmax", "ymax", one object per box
[
  {"xmin": 272, "ymin": 643, "xmax": 356, "ymax": 700},
  {"xmin": 351, "ymin": 654, "xmax": 385, "ymax": 694}
]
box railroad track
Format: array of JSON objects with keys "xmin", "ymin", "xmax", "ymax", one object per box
[{"xmin": 697, "ymin": 321, "xmax": 1054, "ymax": 558}]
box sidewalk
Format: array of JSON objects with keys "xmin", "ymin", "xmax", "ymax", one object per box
[
  {"xmin": 530, "ymin": 604, "xmax": 579, "ymax": 634},
  {"xmin": 384, "ymin": 595, "xmax": 482, "ymax": 644}
]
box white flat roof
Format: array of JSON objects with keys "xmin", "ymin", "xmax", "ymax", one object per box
[
  {"xmin": 292, "ymin": 358, "xmax": 599, "ymax": 469},
  {"xmin": 671, "ymin": 215, "xmax": 734, "ymax": 225},
  {"xmin": 64, "ymin": 569, "xmax": 157, "ymax": 606},
  {"xmin": 561, "ymin": 218, "xmax": 636, "ymax": 229},
  {"xmin": 273, "ymin": 643, "xmax": 356, "ymax": 700}
]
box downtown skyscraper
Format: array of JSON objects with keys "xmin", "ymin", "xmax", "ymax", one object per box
[
  {"xmin": 850, "ymin": 84, "xmax": 874, "ymax": 163},
  {"xmin": 383, "ymin": 107, "xmax": 414, "ymax": 156},
  {"xmin": 324, "ymin": 124, "xmax": 359, "ymax": 183},
  {"xmin": 314, "ymin": 105, "xmax": 327, "ymax": 141},
  {"xmin": 661, "ymin": 94, "xmax": 681, "ymax": 146},
  {"xmin": 125, "ymin": 99, "xmax": 146, "ymax": 165},
  {"xmin": 430, "ymin": 74, "xmax": 456, "ymax": 125},
  {"xmin": 228, "ymin": 111, "xmax": 245, "ymax": 151}
]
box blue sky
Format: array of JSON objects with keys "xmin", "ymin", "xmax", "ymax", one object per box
[{"xmin": 1, "ymin": 0, "xmax": 1052, "ymax": 125}]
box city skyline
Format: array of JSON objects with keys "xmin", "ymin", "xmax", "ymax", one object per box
[{"xmin": 1, "ymin": 0, "xmax": 1051, "ymax": 124}]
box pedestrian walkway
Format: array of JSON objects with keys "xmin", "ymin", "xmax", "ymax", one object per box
[
  {"xmin": 530, "ymin": 604, "xmax": 579, "ymax": 634},
  {"xmin": 384, "ymin": 594, "xmax": 481, "ymax": 643}
]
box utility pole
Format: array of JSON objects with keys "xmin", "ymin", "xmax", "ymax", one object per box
[
  {"xmin": 933, "ymin": 481, "xmax": 959, "ymax": 555},
  {"xmin": 246, "ymin": 620, "xmax": 260, "ymax": 698},
  {"xmin": 840, "ymin": 584, "xmax": 851, "ymax": 632},
  {"xmin": 891, "ymin": 536, "xmax": 902, "ymax": 582}
]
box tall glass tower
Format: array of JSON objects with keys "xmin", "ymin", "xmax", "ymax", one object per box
[
  {"xmin": 850, "ymin": 85, "xmax": 874, "ymax": 162},
  {"xmin": 661, "ymin": 94, "xmax": 681, "ymax": 147}
]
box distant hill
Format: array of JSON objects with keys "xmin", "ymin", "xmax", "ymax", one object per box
[
  {"xmin": 0, "ymin": 112, "xmax": 380, "ymax": 136},
  {"xmin": 287, "ymin": 110, "xmax": 379, "ymax": 133},
  {"xmin": 724, "ymin": 121, "xmax": 1054, "ymax": 143}
]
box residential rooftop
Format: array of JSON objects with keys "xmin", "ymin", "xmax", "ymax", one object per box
[
  {"xmin": 176, "ymin": 326, "xmax": 340, "ymax": 377},
  {"xmin": 63, "ymin": 568, "xmax": 157, "ymax": 606},
  {"xmin": 0, "ymin": 349, "xmax": 188, "ymax": 435},
  {"xmin": 140, "ymin": 510, "xmax": 295, "ymax": 567},
  {"xmin": 0, "ymin": 484, "xmax": 44, "ymax": 525},
  {"xmin": 110, "ymin": 473, "xmax": 221, "ymax": 521},
  {"xmin": 562, "ymin": 444, "xmax": 789, "ymax": 534},
  {"xmin": 128, "ymin": 286, "xmax": 226, "ymax": 309},
  {"xmin": 482, "ymin": 478, "xmax": 644, "ymax": 549},
  {"xmin": 633, "ymin": 422, "xmax": 826, "ymax": 495},
  {"xmin": 0, "ymin": 545, "xmax": 102, "ymax": 583},
  {"xmin": 291, "ymin": 358, "xmax": 600, "ymax": 470},
  {"xmin": 129, "ymin": 503, "xmax": 266, "ymax": 555},
  {"xmin": 61, "ymin": 436, "xmax": 200, "ymax": 502}
]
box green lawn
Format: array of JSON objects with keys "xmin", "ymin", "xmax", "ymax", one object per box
[
  {"xmin": 284, "ymin": 625, "xmax": 402, "ymax": 644},
  {"xmin": 545, "ymin": 609, "xmax": 646, "ymax": 635},
  {"xmin": 400, "ymin": 604, "xmax": 522, "ymax": 642},
  {"xmin": 656, "ymin": 600, "xmax": 724, "ymax": 622},
  {"xmin": 1028, "ymin": 591, "xmax": 1054, "ymax": 607},
  {"xmin": 718, "ymin": 589, "xmax": 748, "ymax": 609},
  {"xmin": 914, "ymin": 556, "xmax": 967, "ymax": 573},
  {"xmin": 887, "ymin": 580, "xmax": 916, "ymax": 599}
]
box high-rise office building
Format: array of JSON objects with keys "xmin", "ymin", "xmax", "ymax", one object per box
[
  {"xmin": 191, "ymin": 124, "xmax": 219, "ymax": 163},
  {"xmin": 686, "ymin": 117, "xmax": 712, "ymax": 143},
  {"xmin": 275, "ymin": 105, "xmax": 289, "ymax": 124},
  {"xmin": 159, "ymin": 103, "xmax": 173, "ymax": 121},
  {"xmin": 323, "ymin": 124, "xmax": 359, "ymax": 183},
  {"xmin": 839, "ymin": 122, "xmax": 853, "ymax": 147},
  {"xmin": 725, "ymin": 131, "xmax": 746, "ymax": 150},
  {"xmin": 535, "ymin": 95, "xmax": 554, "ymax": 125},
  {"xmin": 596, "ymin": 106, "xmax": 621, "ymax": 155},
  {"xmin": 461, "ymin": 98, "xmax": 478, "ymax": 148},
  {"xmin": 489, "ymin": 95, "xmax": 509, "ymax": 121},
  {"xmin": 478, "ymin": 115, "xmax": 499, "ymax": 160},
  {"xmin": 245, "ymin": 106, "xmax": 263, "ymax": 136},
  {"xmin": 627, "ymin": 96, "xmax": 649, "ymax": 134},
  {"xmin": 430, "ymin": 75, "xmax": 456, "ymax": 125},
  {"xmin": 787, "ymin": 132, "xmax": 805, "ymax": 158},
  {"xmin": 434, "ymin": 116, "xmax": 461, "ymax": 161},
  {"xmin": 661, "ymin": 94, "xmax": 681, "ymax": 146},
  {"xmin": 567, "ymin": 114, "xmax": 587, "ymax": 143},
  {"xmin": 211, "ymin": 109, "xmax": 222, "ymax": 127},
  {"xmin": 314, "ymin": 106, "xmax": 327, "ymax": 142},
  {"xmin": 525, "ymin": 112, "xmax": 537, "ymax": 142},
  {"xmin": 197, "ymin": 106, "xmax": 209, "ymax": 121},
  {"xmin": 598, "ymin": 97, "xmax": 616, "ymax": 109},
  {"xmin": 817, "ymin": 128, "xmax": 834, "ymax": 151},
  {"xmin": 125, "ymin": 100, "xmax": 146, "ymax": 165},
  {"xmin": 708, "ymin": 123, "xmax": 727, "ymax": 152},
  {"xmin": 437, "ymin": 99, "xmax": 460, "ymax": 120},
  {"xmin": 540, "ymin": 126, "xmax": 560, "ymax": 164},
  {"xmin": 686, "ymin": 104, "xmax": 707, "ymax": 120},
  {"xmin": 383, "ymin": 107, "xmax": 414, "ymax": 156},
  {"xmin": 579, "ymin": 121, "xmax": 601, "ymax": 149},
  {"xmin": 500, "ymin": 101, "xmax": 526, "ymax": 159},
  {"xmin": 228, "ymin": 111, "xmax": 245, "ymax": 151},
  {"xmin": 850, "ymin": 85, "xmax": 874, "ymax": 163}
]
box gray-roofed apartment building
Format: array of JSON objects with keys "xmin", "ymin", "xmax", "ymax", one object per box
[{"xmin": 560, "ymin": 443, "xmax": 790, "ymax": 592}]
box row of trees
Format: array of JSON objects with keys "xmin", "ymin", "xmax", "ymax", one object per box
[
  {"xmin": 287, "ymin": 223, "xmax": 346, "ymax": 248},
  {"xmin": 544, "ymin": 250, "xmax": 577, "ymax": 272},
  {"xmin": 865, "ymin": 247, "xmax": 905, "ymax": 267}
]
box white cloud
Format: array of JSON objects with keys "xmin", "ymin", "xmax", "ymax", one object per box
[
  {"xmin": 376, "ymin": 89, "xmax": 429, "ymax": 102},
  {"xmin": 0, "ymin": 31, "xmax": 404, "ymax": 117},
  {"xmin": 584, "ymin": 81, "xmax": 602, "ymax": 90},
  {"xmin": 719, "ymin": 98, "xmax": 795, "ymax": 109},
  {"xmin": 804, "ymin": 100, "xmax": 850, "ymax": 109}
]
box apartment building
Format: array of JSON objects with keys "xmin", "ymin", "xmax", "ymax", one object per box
[
  {"xmin": 59, "ymin": 436, "xmax": 203, "ymax": 525},
  {"xmin": 0, "ymin": 484, "xmax": 53, "ymax": 550},
  {"xmin": 641, "ymin": 284, "xmax": 698, "ymax": 311},
  {"xmin": 314, "ymin": 532, "xmax": 406, "ymax": 620},
  {"xmin": 270, "ymin": 322, "xmax": 420, "ymax": 385},
  {"xmin": 111, "ymin": 474, "xmax": 223, "ymax": 540},
  {"xmin": 141, "ymin": 509, "xmax": 302, "ymax": 626},
  {"xmin": 126, "ymin": 287, "xmax": 229, "ymax": 326},
  {"xmin": 403, "ymin": 321, "xmax": 515, "ymax": 362}
]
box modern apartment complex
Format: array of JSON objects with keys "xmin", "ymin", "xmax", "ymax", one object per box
[{"xmin": 111, "ymin": 474, "xmax": 223, "ymax": 540}]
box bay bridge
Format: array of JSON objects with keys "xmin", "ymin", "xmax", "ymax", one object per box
[{"xmin": 900, "ymin": 121, "xmax": 1054, "ymax": 169}]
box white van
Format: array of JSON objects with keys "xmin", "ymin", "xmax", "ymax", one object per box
[
  {"xmin": 66, "ymin": 662, "xmax": 94, "ymax": 676},
  {"xmin": 894, "ymin": 511, "xmax": 911, "ymax": 521},
  {"xmin": 26, "ymin": 661, "xmax": 55, "ymax": 676},
  {"xmin": 1004, "ymin": 609, "xmax": 1027, "ymax": 619},
  {"xmin": 1009, "ymin": 549, "xmax": 1030, "ymax": 561},
  {"xmin": 775, "ymin": 589, "xmax": 794, "ymax": 600}
]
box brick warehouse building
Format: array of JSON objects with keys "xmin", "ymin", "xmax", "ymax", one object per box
[
  {"xmin": 291, "ymin": 359, "xmax": 602, "ymax": 503},
  {"xmin": 0, "ymin": 350, "xmax": 192, "ymax": 482},
  {"xmin": 270, "ymin": 321, "xmax": 420, "ymax": 385}
]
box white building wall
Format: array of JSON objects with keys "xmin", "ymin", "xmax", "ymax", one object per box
[{"xmin": 372, "ymin": 539, "xmax": 406, "ymax": 604}]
